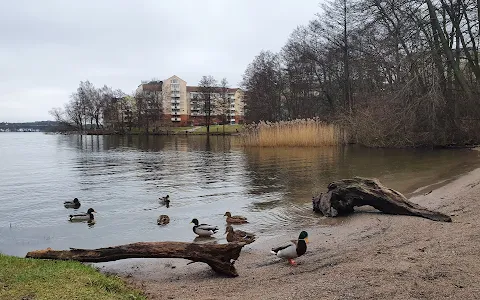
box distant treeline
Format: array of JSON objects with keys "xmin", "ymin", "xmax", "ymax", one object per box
[
  {"xmin": 242, "ymin": 0, "xmax": 480, "ymax": 147},
  {"xmin": 0, "ymin": 121, "xmax": 68, "ymax": 132}
]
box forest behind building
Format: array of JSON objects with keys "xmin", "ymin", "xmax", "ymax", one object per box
[{"xmin": 242, "ymin": 0, "xmax": 480, "ymax": 147}]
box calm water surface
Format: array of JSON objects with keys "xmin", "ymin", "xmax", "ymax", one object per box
[{"xmin": 0, "ymin": 133, "xmax": 478, "ymax": 256}]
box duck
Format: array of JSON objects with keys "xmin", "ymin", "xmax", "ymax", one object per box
[
  {"xmin": 190, "ymin": 218, "xmax": 219, "ymax": 237},
  {"xmin": 225, "ymin": 225, "xmax": 256, "ymax": 244},
  {"xmin": 160, "ymin": 195, "xmax": 170, "ymax": 208},
  {"xmin": 69, "ymin": 208, "xmax": 96, "ymax": 222},
  {"xmin": 224, "ymin": 211, "xmax": 248, "ymax": 224},
  {"xmin": 157, "ymin": 214, "xmax": 170, "ymax": 225},
  {"xmin": 64, "ymin": 198, "xmax": 81, "ymax": 209},
  {"xmin": 270, "ymin": 231, "xmax": 308, "ymax": 266}
]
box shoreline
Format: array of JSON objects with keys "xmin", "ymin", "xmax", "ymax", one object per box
[{"xmin": 98, "ymin": 167, "xmax": 480, "ymax": 299}]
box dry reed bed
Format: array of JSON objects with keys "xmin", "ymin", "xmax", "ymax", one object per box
[{"xmin": 241, "ymin": 119, "xmax": 346, "ymax": 147}]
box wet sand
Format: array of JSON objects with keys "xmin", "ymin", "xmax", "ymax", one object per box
[{"xmin": 99, "ymin": 168, "xmax": 480, "ymax": 299}]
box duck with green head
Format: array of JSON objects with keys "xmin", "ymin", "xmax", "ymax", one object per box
[
  {"xmin": 190, "ymin": 218, "xmax": 219, "ymax": 237},
  {"xmin": 64, "ymin": 198, "xmax": 81, "ymax": 209},
  {"xmin": 270, "ymin": 231, "xmax": 308, "ymax": 266},
  {"xmin": 69, "ymin": 208, "xmax": 96, "ymax": 222}
]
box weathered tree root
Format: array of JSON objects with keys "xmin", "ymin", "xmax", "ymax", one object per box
[
  {"xmin": 26, "ymin": 241, "xmax": 246, "ymax": 277},
  {"xmin": 312, "ymin": 177, "xmax": 452, "ymax": 222}
]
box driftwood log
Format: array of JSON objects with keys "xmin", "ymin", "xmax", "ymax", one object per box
[
  {"xmin": 26, "ymin": 241, "xmax": 245, "ymax": 277},
  {"xmin": 312, "ymin": 177, "xmax": 452, "ymax": 222}
]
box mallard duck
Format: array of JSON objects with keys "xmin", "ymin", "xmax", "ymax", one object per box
[
  {"xmin": 190, "ymin": 218, "xmax": 218, "ymax": 237},
  {"xmin": 69, "ymin": 208, "xmax": 96, "ymax": 222},
  {"xmin": 64, "ymin": 198, "xmax": 81, "ymax": 209},
  {"xmin": 157, "ymin": 214, "xmax": 170, "ymax": 225},
  {"xmin": 224, "ymin": 211, "xmax": 248, "ymax": 224},
  {"xmin": 270, "ymin": 231, "xmax": 308, "ymax": 266},
  {"xmin": 225, "ymin": 225, "xmax": 256, "ymax": 244},
  {"xmin": 160, "ymin": 195, "xmax": 170, "ymax": 208}
]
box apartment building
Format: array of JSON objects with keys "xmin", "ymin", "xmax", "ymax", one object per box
[
  {"xmin": 136, "ymin": 75, "xmax": 244, "ymax": 127},
  {"xmin": 162, "ymin": 75, "xmax": 189, "ymax": 126},
  {"xmin": 187, "ymin": 86, "xmax": 244, "ymax": 126}
]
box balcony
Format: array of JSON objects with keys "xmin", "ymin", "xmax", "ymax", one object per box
[
  {"xmin": 171, "ymin": 99, "xmax": 180, "ymax": 104},
  {"xmin": 171, "ymin": 92, "xmax": 180, "ymax": 98},
  {"xmin": 172, "ymin": 111, "xmax": 180, "ymax": 116},
  {"xmin": 171, "ymin": 106, "xmax": 180, "ymax": 111},
  {"xmin": 171, "ymin": 117, "xmax": 181, "ymax": 122}
]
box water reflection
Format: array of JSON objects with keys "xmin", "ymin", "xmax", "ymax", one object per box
[
  {"xmin": 192, "ymin": 236, "xmax": 218, "ymax": 244},
  {"xmin": 0, "ymin": 133, "xmax": 479, "ymax": 257}
]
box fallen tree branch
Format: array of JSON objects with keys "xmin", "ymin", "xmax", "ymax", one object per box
[
  {"xmin": 312, "ymin": 177, "xmax": 452, "ymax": 222},
  {"xmin": 26, "ymin": 241, "xmax": 246, "ymax": 277}
]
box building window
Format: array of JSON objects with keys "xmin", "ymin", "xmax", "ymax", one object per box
[{"xmin": 171, "ymin": 79, "xmax": 178, "ymax": 84}]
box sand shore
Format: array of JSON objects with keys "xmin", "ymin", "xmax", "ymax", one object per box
[{"xmin": 100, "ymin": 168, "xmax": 480, "ymax": 299}]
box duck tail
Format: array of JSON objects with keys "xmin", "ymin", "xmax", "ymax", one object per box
[{"xmin": 270, "ymin": 250, "xmax": 278, "ymax": 255}]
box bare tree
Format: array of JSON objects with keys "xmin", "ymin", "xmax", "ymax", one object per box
[
  {"xmin": 219, "ymin": 78, "xmax": 230, "ymax": 134},
  {"xmin": 242, "ymin": 51, "xmax": 284, "ymax": 122},
  {"xmin": 198, "ymin": 75, "xmax": 218, "ymax": 135},
  {"xmin": 242, "ymin": 0, "xmax": 480, "ymax": 147},
  {"xmin": 134, "ymin": 80, "xmax": 162, "ymax": 134}
]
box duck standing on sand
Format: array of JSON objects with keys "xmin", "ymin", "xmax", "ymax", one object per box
[
  {"xmin": 64, "ymin": 198, "xmax": 81, "ymax": 209},
  {"xmin": 225, "ymin": 225, "xmax": 256, "ymax": 244},
  {"xmin": 224, "ymin": 211, "xmax": 248, "ymax": 224},
  {"xmin": 190, "ymin": 218, "xmax": 219, "ymax": 237},
  {"xmin": 160, "ymin": 195, "xmax": 170, "ymax": 208},
  {"xmin": 69, "ymin": 208, "xmax": 96, "ymax": 222},
  {"xmin": 271, "ymin": 231, "xmax": 308, "ymax": 266}
]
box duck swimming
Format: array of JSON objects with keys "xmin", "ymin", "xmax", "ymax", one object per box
[
  {"xmin": 64, "ymin": 198, "xmax": 81, "ymax": 209},
  {"xmin": 160, "ymin": 195, "xmax": 170, "ymax": 208},
  {"xmin": 69, "ymin": 208, "xmax": 96, "ymax": 222},
  {"xmin": 157, "ymin": 214, "xmax": 170, "ymax": 225},
  {"xmin": 225, "ymin": 225, "xmax": 256, "ymax": 244},
  {"xmin": 224, "ymin": 211, "xmax": 248, "ymax": 224},
  {"xmin": 270, "ymin": 231, "xmax": 308, "ymax": 266},
  {"xmin": 190, "ymin": 218, "xmax": 218, "ymax": 237}
]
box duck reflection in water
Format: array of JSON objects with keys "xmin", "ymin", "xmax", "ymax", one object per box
[{"xmin": 193, "ymin": 236, "xmax": 217, "ymax": 244}]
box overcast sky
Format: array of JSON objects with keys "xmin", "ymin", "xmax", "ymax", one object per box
[{"xmin": 0, "ymin": 0, "xmax": 322, "ymax": 122}]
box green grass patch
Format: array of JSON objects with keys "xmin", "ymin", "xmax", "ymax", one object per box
[
  {"xmin": 194, "ymin": 124, "xmax": 243, "ymax": 133},
  {"xmin": 168, "ymin": 126, "xmax": 194, "ymax": 132},
  {"xmin": 0, "ymin": 254, "xmax": 145, "ymax": 300}
]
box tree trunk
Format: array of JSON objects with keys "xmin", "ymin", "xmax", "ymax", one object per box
[
  {"xmin": 312, "ymin": 177, "xmax": 452, "ymax": 222},
  {"xmin": 26, "ymin": 241, "xmax": 246, "ymax": 277}
]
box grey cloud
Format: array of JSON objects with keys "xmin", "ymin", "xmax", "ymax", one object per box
[{"xmin": 0, "ymin": 0, "xmax": 322, "ymax": 122}]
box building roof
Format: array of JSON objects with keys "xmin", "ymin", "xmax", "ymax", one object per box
[
  {"xmin": 186, "ymin": 86, "xmax": 240, "ymax": 93},
  {"xmin": 140, "ymin": 82, "xmax": 163, "ymax": 92}
]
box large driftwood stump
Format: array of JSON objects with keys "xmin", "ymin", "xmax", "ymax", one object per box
[
  {"xmin": 312, "ymin": 177, "xmax": 452, "ymax": 222},
  {"xmin": 26, "ymin": 241, "xmax": 245, "ymax": 277}
]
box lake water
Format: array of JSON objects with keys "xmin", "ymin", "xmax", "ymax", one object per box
[{"xmin": 0, "ymin": 133, "xmax": 478, "ymax": 256}]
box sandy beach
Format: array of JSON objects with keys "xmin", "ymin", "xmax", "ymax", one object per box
[{"xmin": 100, "ymin": 168, "xmax": 480, "ymax": 299}]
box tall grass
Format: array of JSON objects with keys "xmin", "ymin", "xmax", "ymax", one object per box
[{"xmin": 240, "ymin": 119, "xmax": 346, "ymax": 147}]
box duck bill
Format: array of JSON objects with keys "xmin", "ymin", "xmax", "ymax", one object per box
[{"xmin": 305, "ymin": 237, "xmax": 309, "ymax": 244}]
